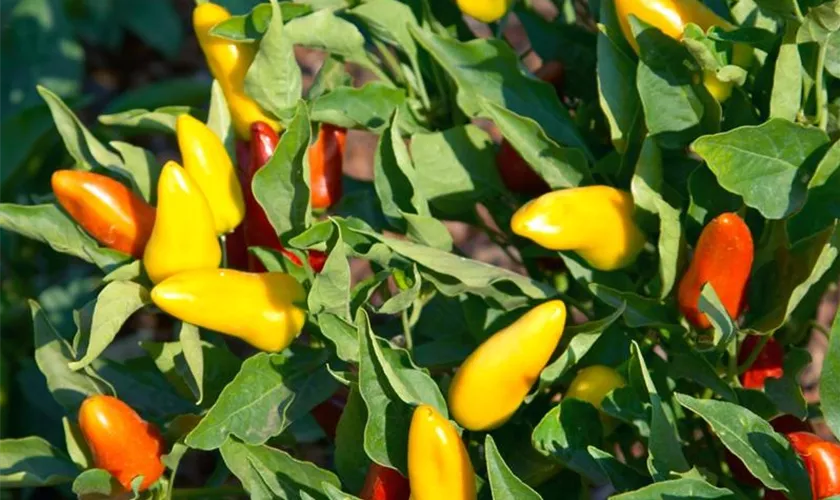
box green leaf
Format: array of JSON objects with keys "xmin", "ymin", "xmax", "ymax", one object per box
[
  {"xmin": 0, "ymin": 204, "xmax": 129, "ymax": 271},
  {"xmin": 692, "ymin": 119, "xmax": 829, "ymax": 219},
  {"xmin": 698, "ymin": 283, "xmax": 738, "ymax": 350},
  {"xmin": 611, "ymin": 478, "xmax": 734, "ymax": 499},
  {"xmin": 374, "ymin": 112, "xmax": 430, "ymax": 224},
  {"xmin": 207, "ymin": 80, "xmax": 236, "ymax": 159},
  {"xmin": 286, "ymin": 9, "xmax": 371, "ymax": 67},
  {"xmin": 770, "ymin": 24, "xmax": 802, "ymax": 122},
  {"xmin": 117, "ymin": 0, "xmax": 183, "ymax": 59},
  {"xmin": 103, "ymin": 77, "xmax": 211, "ymax": 114},
  {"xmin": 220, "ymin": 439, "xmax": 341, "ymax": 499},
  {"xmin": 485, "ymin": 435, "xmax": 542, "ymax": 500},
  {"xmin": 377, "ymin": 265, "xmax": 422, "ymax": 315},
  {"xmin": 69, "ymin": 281, "xmax": 151, "ymax": 371},
  {"xmin": 412, "ymin": 28, "xmax": 592, "ymax": 159},
  {"xmin": 481, "ymin": 100, "xmax": 591, "ymax": 189},
  {"xmin": 589, "ymin": 284, "xmax": 683, "ymax": 329},
  {"xmin": 822, "ymin": 307, "xmax": 840, "ymax": 439},
  {"xmin": 410, "ymin": 124, "xmax": 504, "ymax": 215},
  {"xmin": 788, "ymin": 140, "xmax": 840, "ymax": 244},
  {"xmin": 349, "ymin": 0, "xmax": 424, "ymax": 85},
  {"xmin": 630, "ymin": 138, "xmax": 684, "ymax": 298},
  {"xmin": 310, "ymin": 83, "xmax": 405, "ymax": 132},
  {"xmin": 632, "ymin": 342, "xmax": 689, "ymax": 480},
  {"xmin": 531, "ymin": 399, "xmax": 606, "ymax": 483},
  {"xmin": 71, "ymin": 469, "xmax": 122, "ymax": 497},
  {"xmin": 538, "ymin": 304, "xmax": 625, "ymax": 391},
  {"xmin": 179, "ymin": 322, "xmax": 205, "ymax": 403},
  {"xmin": 309, "ymin": 225, "xmax": 352, "ymax": 319},
  {"xmin": 185, "ymin": 350, "xmax": 338, "ymax": 450},
  {"xmin": 109, "ymin": 141, "xmax": 163, "ymax": 204},
  {"xmin": 209, "ymin": 2, "xmax": 313, "ymax": 42},
  {"xmin": 334, "ymin": 384, "xmax": 371, "ymax": 493},
  {"xmin": 676, "ymin": 393, "xmax": 812, "ymax": 499},
  {"xmin": 98, "ymin": 106, "xmax": 191, "ymax": 135},
  {"xmin": 253, "ymin": 101, "xmax": 312, "ymax": 240},
  {"xmin": 31, "ymin": 300, "xmax": 109, "ymax": 412},
  {"xmin": 318, "ymin": 313, "xmax": 359, "ymax": 363},
  {"xmin": 244, "ymin": 0, "xmax": 301, "ymax": 119},
  {"xmin": 62, "ymin": 417, "xmax": 91, "ymax": 469},
  {"xmin": 0, "ymin": 436, "xmax": 79, "ymax": 487},
  {"xmin": 686, "ymin": 165, "xmax": 743, "ymax": 241},
  {"xmin": 357, "ymin": 309, "xmax": 446, "ymax": 474},
  {"xmin": 668, "ymin": 339, "xmax": 738, "ymax": 402},
  {"xmin": 587, "ymin": 446, "xmax": 650, "ymax": 493}
]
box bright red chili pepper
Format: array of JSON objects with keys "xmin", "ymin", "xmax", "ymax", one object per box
[
  {"xmin": 359, "ymin": 463, "xmax": 411, "ymax": 500},
  {"xmin": 223, "ymin": 140, "xmax": 252, "ymax": 271},
  {"xmin": 738, "ymin": 336, "xmax": 784, "ymax": 390},
  {"xmin": 51, "ymin": 170, "xmax": 156, "ymax": 258},
  {"xmin": 244, "ymin": 122, "xmax": 327, "ymax": 273},
  {"xmin": 310, "ymin": 124, "xmax": 346, "ymax": 210},
  {"xmin": 729, "ymin": 417, "xmax": 813, "ymax": 488},
  {"xmin": 808, "ymin": 441, "xmax": 840, "ymax": 499}
]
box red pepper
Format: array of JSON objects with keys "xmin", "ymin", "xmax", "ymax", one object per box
[
  {"xmin": 359, "ymin": 464, "xmax": 411, "ymax": 500},
  {"xmin": 51, "ymin": 170, "xmax": 156, "ymax": 258},
  {"xmin": 728, "ymin": 417, "xmax": 812, "ymax": 488},
  {"xmin": 310, "ymin": 124, "xmax": 346, "ymax": 210},
  {"xmin": 246, "ymin": 122, "xmax": 327, "ymax": 273},
  {"xmin": 738, "ymin": 336, "xmax": 784, "ymax": 390},
  {"xmin": 311, "ymin": 392, "xmax": 346, "ymax": 441},
  {"xmin": 784, "ymin": 432, "xmax": 840, "ymax": 499},
  {"xmin": 223, "ymin": 140, "xmax": 252, "ymax": 271},
  {"xmin": 495, "ymin": 61, "xmax": 564, "ymax": 195}
]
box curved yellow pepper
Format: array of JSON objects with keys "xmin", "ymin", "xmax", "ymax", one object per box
[
  {"xmin": 143, "ymin": 161, "xmax": 221, "ymax": 284},
  {"xmin": 511, "ymin": 186, "xmax": 645, "ymax": 271},
  {"xmin": 193, "ymin": 3, "xmax": 280, "ymax": 139},
  {"xmin": 455, "ymin": 0, "xmax": 514, "ymax": 23},
  {"xmin": 614, "ymin": 0, "xmax": 751, "ymax": 102},
  {"xmin": 151, "ymin": 269, "xmax": 306, "ymax": 352},
  {"xmin": 449, "ymin": 300, "xmax": 567, "ymax": 431},
  {"xmin": 566, "ymin": 365, "xmax": 626, "ymax": 431},
  {"xmin": 176, "ymin": 114, "xmax": 245, "ymax": 235},
  {"xmin": 408, "ymin": 405, "xmax": 476, "ymax": 500}
]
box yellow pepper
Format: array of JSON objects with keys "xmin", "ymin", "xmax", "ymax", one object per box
[
  {"xmin": 408, "ymin": 405, "xmax": 477, "ymax": 500},
  {"xmin": 565, "ymin": 365, "xmax": 626, "ymax": 431},
  {"xmin": 143, "ymin": 161, "xmax": 221, "ymax": 284},
  {"xmin": 176, "ymin": 114, "xmax": 245, "ymax": 235},
  {"xmin": 448, "ymin": 300, "xmax": 567, "ymax": 431},
  {"xmin": 511, "ymin": 186, "xmax": 645, "ymax": 271},
  {"xmin": 614, "ymin": 0, "xmax": 752, "ymax": 102},
  {"xmin": 150, "ymin": 269, "xmax": 306, "ymax": 352},
  {"xmin": 193, "ymin": 3, "xmax": 280, "ymax": 139},
  {"xmin": 455, "ymin": 0, "xmax": 514, "ymax": 23}
]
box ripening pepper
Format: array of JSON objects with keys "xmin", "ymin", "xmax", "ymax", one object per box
[
  {"xmin": 311, "ymin": 390, "xmax": 347, "ymax": 441},
  {"xmin": 359, "ymin": 464, "xmax": 411, "ymax": 500},
  {"xmin": 565, "ymin": 365, "xmax": 626, "ymax": 425},
  {"xmin": 738, "ymin": 336, "xmax": 784, "ymax": 390},
  {"xmin": 176, "ymin": 114, "xmax": 245, "ymax": 235},
  {"xmin": 142, "ymin": 161, "xmax": 221, "ymax": 284},
  {"xmin": 614, "ymin": 0, "xmax": 752, "ymax": 102},
  {"xmin": 78, "ymin": 395, "xmax": 165, "ymax": 491},
  {"xmin": 449, "ymin": 300, "xmax": 567, "ymax": 431},
  {"xmin": 677, "ymin": 212, "xmax": 753, "ymax": 330},
  {"xmin": 51, "ymin": 170, "xmax": 156, "ymax": 258},
  {"xmin": 785, "ymin": 432, "xmax": 840, "ymax": 499},
  {"xmin": 511, "ymin": 186, "xmax": 646, "ymax": 271},
  {"xmin": 408, "ymin": 405, "xmax": 476, "ymax": 500},
  {"xmin": 151, "ymin": 269, "xmax": 306, "ymax": 352},
  {"xmin": 310, "ymin": 123, "xmax": 346, "ymax": 210},
  {"xmin": 223, "ymin": 140, "xmax": 252, "ymax": 271},
  {"xmin": 246, "ymin": 121, "xmax": 328, "ymax": 272},
  {"xmin": 193, "ymin": 3, "xmax": 280, "ymax": 139},
  {"xmin": 455, "ymin": 0, "xmax": 514, "ymax": 23}
]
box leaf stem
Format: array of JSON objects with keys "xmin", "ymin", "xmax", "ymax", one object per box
[
  {"xmin": 171, "ymin": 486, "xmax": 247, "ymax": 498},
  {"xmin": 814, "ymin": 41, "xmax": 829, "ymax": 131},
  {"xmin": 401, "ymin": 308, "xmax": 414, "ymax": 350}
]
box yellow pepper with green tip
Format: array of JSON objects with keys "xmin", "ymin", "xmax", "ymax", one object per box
[
  {"xmin": 566, "ymin": 365, "xmax": 626, "ymax": 431},
  {"xmin": 455, "ymin": 0, "xmax": 514, "ymax": 23},
  {"xmin": 511, "ymin": 186, "xmax": 645, "ymax": 271},
  {"xmin": 176, "ymin": 114, "xmax": 245, "ymax": 235},
  {"xmin": 408, "ymin": 405, "xmax": 477, "ymax": 500},
  {"xmin": 614, "ymin": 0, "xmax": 752, "ymax": 102},
  {"xmin": 151, "ymin": 269, "xmax": 306, "ymax": 352},
  {"xmin": 193, "ymin": 3, "xmax": 280, "ymax": 139},
  {"xmin": 448, "ymin": 300, "xmax": 567, "ymax": 431},
  {"xmin": 143, "ymin": 161, "xmax": 221, "ymax": 284}
]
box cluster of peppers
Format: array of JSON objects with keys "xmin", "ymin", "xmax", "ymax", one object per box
[{"xmin": 54, "ymin": 0, "xmax": 832, "ymax": 497}]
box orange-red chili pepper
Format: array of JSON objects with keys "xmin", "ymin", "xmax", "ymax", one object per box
[
  {"xmin": 359, "ymin": 463, "xmax": 411, "ymax": 500},
  {"xmin": 78, "ymin": 395, "xmax": 165, "ymax": 491},
  {"xmin": 738, "ymin": 336, "xmax": 784, "ymax": 390},
  {"xmin": 677, "ymin": 213, "xmax": 753, "ymax": 329},
  {"xmin": 310, "ymin": 124, "xmax": 346, "ymax": 210},
  {"xmin": 51, "ymin": 170, "xmax": 156, "ymax": 258}
]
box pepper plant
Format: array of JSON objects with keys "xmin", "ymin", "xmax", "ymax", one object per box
[{"xmin": 2, "ymin": 0, "xmax": 840, "ymax": 498}]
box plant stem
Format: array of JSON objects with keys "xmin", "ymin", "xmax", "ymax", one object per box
[
  {"xmin": 814, "ymin": 41, "xmax": 829, "ymax": 131},
  {"xmin": 172, "ymin": 486, "xmax": 247, "ymax": 499},
  {"xmin": 372, "ymin": 39, "xmax": 405, "ymax": 86},
  {"xmin": 401, "ymin": 308, "xmax": 414, "ymax": 350}
]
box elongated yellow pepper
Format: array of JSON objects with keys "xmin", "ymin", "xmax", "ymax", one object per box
[
  {"xmin": 511, "ymin": 186, "xmax": 645, "ymax": 271},
  {"xmin": 143, "ymin": 161, "xmax": 221, "ymax": 284},
  {"xmin": 566, "ymin": 365, "xmax": 626, "ymax": 431},
  {"xmin": 408, "ymin": 405, "xmax": 476, "ymax": 500},
  {"xmin": 614, "ymin": 0, "xmax": 751, "ymax": 102},
  {"xmin": 449, "ymin": 300, "xmax": 567, "ymax": 431},
  {"xmin": 150, "ymin": 269, "xmax": 306, "ymax": 352},
  {"xmin": 176, "ymin": 114, "xmax": 245, "ymax": 235},
  {"xmin": 455, "ymin": 0, "xmax": 514, "ymax": 23},
  {"xmin": 193, "ymin": 3, "xmax": 280, "ymax": 139}
]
